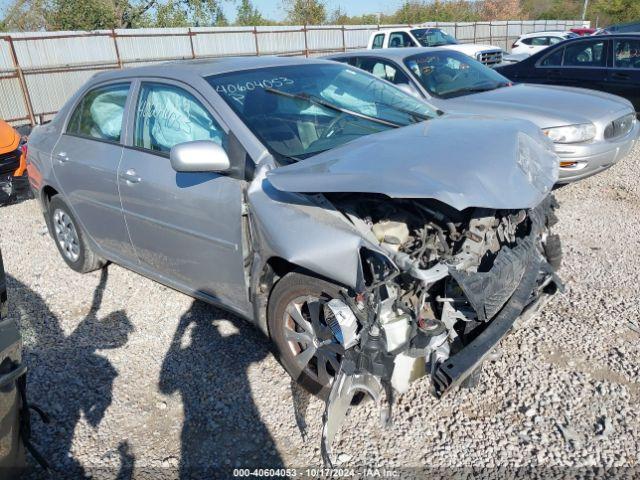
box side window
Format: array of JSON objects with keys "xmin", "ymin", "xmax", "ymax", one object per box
[
  {"xmin": 134, "ymin": 83, "xmax": 226, "ymax": 154},
  {"xmin": 540, "ymin": 47, "xmax": 564, "ymax": 66},
  {"xmin": 563, "ymin": 40, "xmax": 606, "ymax": 67},
  {"xmin": 372, "ymin": 34, "xmax": 384, "ymax": 49},
  {"xmin": 614, "ymin": 39, "xmax": 640, "ymax": 69},
  {"xmin": 549, "ymin": 36, "xmax": 563, "ymax": 45},
  {"xmin": 358, "ymin": 59, "xmax": 411, "ymax": 85},
  {"xmin": 389, "ymin": 32, "xmax": 415, "ymax": 48},
  {"xmin": 67, "ymin": 83, "xmax": 130, "ymax": 142},
  {"xmin": 531, "ymin": 37, "xmax": 548, "ymax": 46},
  {"xmin": 521, "ymin": 38, "xmax": 533, "ymax": 45}
]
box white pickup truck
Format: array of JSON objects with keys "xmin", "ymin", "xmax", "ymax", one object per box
[{"xmin": 368, "ymin": 27, "xmax": 504, "ymax": 67}]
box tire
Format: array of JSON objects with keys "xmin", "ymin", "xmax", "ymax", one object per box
[
  {"xmin": 268, "ymin": 271, "xmax": 345, "ymax": 398},
  {"xmin": 48, "ymin": 195, "xmax": 104, "ymax": 273}
]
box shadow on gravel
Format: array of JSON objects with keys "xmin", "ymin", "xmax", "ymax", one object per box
[
  {"xmin": 8, "ymin": 268, "xmax": 135, "ymax": 479},
  {"xmin": 159, "ymin": 300, "xmax": 284, "ymax": 477}
]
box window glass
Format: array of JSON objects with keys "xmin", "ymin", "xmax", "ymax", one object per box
[
  {"xmin": 531, "ymin": 37, "xmax": 548, "ymax": 46},
  {"xmin": 67, "ymin": 83, "xmax": 129, "ymax": 142},
  {"xmin": 614, "ymin": 39, "xmax": 640, "ymax": 69},
  {"xmin": 549, "ymin": 36, "xmax": 563, "ymax": 45},
  {"xmin": 389, "ymin": 32, "xmax": 415, "ymax": 48},
  {"xmin": 521, "ymin": 38, "xmax": 533, "ymax": 45},
  {"xmin": 134, "ymin": 83, "xmax": 225, "ymax": 153},
  {"xmin": 404, "ymin": 50, "xmax": 510, "ymax": 98},
  {"xmin": 356, "ymin": 58, "xmax": 411, "ymax": 84},
  {"xmin": 206, "ymin": 64, "xmax": 437, "ymax": 161},
  {"xmin": 563, "ymin": 40, "xmax": 606, "ymax": 67},
  {"xmin": 540, "ymin": 47, "xmax": 564, "ymax": 66},
  {"xmin": 372, "ymin": 34, "xmax": 384, "ymax": 49},
  {"xmin": 411, "ymin": 28, "xmax": 458, "ymax": 47}
]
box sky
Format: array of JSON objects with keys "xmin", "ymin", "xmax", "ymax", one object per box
[{"xmin": 0, "ymin": 0, "xmax": 405, "ymax": 23}]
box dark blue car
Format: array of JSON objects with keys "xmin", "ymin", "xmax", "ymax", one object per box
[{"xmin": 496, "ymin": 34, "xmax": 640, "ymax": 113}]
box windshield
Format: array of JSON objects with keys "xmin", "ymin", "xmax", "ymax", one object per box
[
  {"xmin": 411, "ymin": 28, "xmax": 458, "ymax": 47},
  {"xmin": 404, "ymin": 51, "xmax": 511, "ymax": 99},
  {"xmin": 206, "ymin": 64, "xmax": 437, "ymax": 161}
]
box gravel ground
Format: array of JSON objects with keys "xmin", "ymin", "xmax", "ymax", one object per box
[{"xmin": 1, "ymin": 144, "xmax": 639, "ymax": 478}]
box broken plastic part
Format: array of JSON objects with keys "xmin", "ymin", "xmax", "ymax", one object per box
[
  {"xmin": 326, "ymin": 299, "xmax": 359, "ymax": 349},
  {"xmin": 321, "ymin": 365, "xmax": 390, "ymax": 467}
]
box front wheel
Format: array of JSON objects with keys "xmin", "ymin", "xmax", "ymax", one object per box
[
  {"xmin": 48, "ymin": 196, "xmax": 104, "ymax": 273},
  {"xmin": 268, "ymin": 272, "xmax": 346, "ymax": 398}
]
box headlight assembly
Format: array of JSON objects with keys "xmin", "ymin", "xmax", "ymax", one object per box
[{"xmin": 543, "ymin": 123, "xmax": 596, "ymax": 144}]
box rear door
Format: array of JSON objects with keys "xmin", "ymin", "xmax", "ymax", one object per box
[
  {"xmin": 0, "ymin": 249, "xmax": 26, "ymax": 472},
  {"xmin": 52, "ymin": 82, "xmax": 137, "ymax": 263},
  {"xmin": 542, "ymin": 38, "xmax": 609, "ymax": 90},
  {"xmin": 118, "ymin": 80, "xmax": 250, "ymax": 312},
  {"xmin": 608, "ymin": 37, "xmax": 640, "ymax": 111}
]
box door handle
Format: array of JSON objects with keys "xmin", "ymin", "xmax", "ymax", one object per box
[
  {"xmin": 56, "ymin": 151, "xmax": 69, "ymax": 163},
  {"xmin": 121, "ymin": 169, "xmax": 141, "ymax": 184},
  {"xmin": 0, "ymin": 362, "xmax": 27, "ymax": 389}
]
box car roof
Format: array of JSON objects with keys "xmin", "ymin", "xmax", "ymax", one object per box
[
  {"xmin": 326, "ymin": 47, "xmax": 456, "ymax": 62},
  {"xmin": 519, "ymin": 30, "xmax": 570, "ymax": 38},
  {"xmin": 91, "ymin": 55, "xmax": 332, "ymax": 83}
]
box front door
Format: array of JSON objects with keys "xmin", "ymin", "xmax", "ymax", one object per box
[
  {"xmin": 608, "ymin": 37, "xmax": 640, "ymax": 112},
  {"xmin": 118, "ymin": 81, "xmax": 249, "ymax": 312},
  {"xmin": 52, "ymin": 82, "xmax": 137, "ymax": 262},
  {"xmin": 544, "ymin": 38, "xmax": 609, "ymax": 90}
]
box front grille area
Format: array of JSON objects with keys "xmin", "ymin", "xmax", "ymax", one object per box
[
  {"xmin": 604, "ymin": 113, "xmax": 636, "ymax": 140},
  {"xmin": 476, "ymin": 49, "xmax": 503, "ymax": 67},
  {"xmin": 0, "ymin": 150, "xmax": 20, "ymax": 176}
]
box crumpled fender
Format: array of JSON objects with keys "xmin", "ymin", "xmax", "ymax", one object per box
[{"xmin": 247, "ymin": 166, "xmax": 378, "ymax": 291}]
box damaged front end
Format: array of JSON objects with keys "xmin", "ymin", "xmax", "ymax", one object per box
[{"xmin": 317, "ymin": 193, "xmax": 563, "ymax": 466}]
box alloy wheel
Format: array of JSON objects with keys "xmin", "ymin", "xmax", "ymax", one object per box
[{"xmin": 53, "ymin": 208, "xmax": 80, "ymax": 262}]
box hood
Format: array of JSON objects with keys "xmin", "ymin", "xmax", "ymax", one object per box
[
  {"xmin": 441, "ymin": 84, "xmax": 633, "ymax": 128},
  {"xmin": 446, "ymin": 43, "xmax": 501, "ymax": 55},
  {"xmin": 267, "ymin": 115, "xmax": 558, "ymax": 211},
  {"xmin": 0, "ymin": 120, "xmax": 20, "ymax": 154}
]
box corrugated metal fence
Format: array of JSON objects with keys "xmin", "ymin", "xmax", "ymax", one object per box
[{"xmin": 0, "ymin": 19, "xmax": 588, "ymax": 126}]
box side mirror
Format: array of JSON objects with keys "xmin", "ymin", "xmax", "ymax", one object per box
[
  {"xmin": 170, "ymin": 140, "xmax": 230, "ymax": 173},
  {"xmin": 396, "ymin": 83, "xmax": 422, "ymax": 99}
]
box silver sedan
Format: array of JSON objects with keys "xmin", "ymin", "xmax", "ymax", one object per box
[{"xmin": 327, "ymin": 47, "xmax": 639, "ymax": 183}]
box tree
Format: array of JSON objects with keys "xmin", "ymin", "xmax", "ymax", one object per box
[
  {"xmin": 0, "ymin": 0, "xmax": 51, "ymax": 31},
  {"xmin": 480, "ymin": 0, "xmax": 521, "ymax": 20},
  {"xmin": 236, "ymin": 0, "xmax": 265, "ymax": 26},
  {"xmin": 282, "ymin": 0, "xmax": 326, "ymax": 25},
  {"xmin": 592, "ymin": 0, "xmax": 640, "ymax": 24},
  {"xmin": 214, "ymin": 4, "xmax": 228, "ymax": 26}
]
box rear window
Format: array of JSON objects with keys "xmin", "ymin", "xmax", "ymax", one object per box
[{"xmin": 67, "ymin": 83, "xmax": 130, "ymax": 142}]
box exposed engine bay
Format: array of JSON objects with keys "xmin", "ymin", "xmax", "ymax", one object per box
[{"xmin": 318, "ymin": 193, "xmax": 563, "ymax": 466}]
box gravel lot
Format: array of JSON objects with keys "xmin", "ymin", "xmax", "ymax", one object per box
[{"xmin": 1, "ymin": 144, "xmax": 639, "ymax": 478}]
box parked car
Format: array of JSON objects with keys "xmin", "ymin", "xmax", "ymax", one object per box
[
  {"xmin": 0, "ymin": 247, "xmax": 26, "ymax": 474},
  {"xmin": 511, "ymin": 31, "xmax": 578, "ymax": 56},
  {"xmin": 596, "ymin": 21, "xmax": 640, "ymax": 35},
  {"xmin": 570, "ymin": 27, "xmax": 596, "ymax": 36},
  {"xmin": 27, "ymin": 56, "xmax": 563, "ymax": 464},
  {"xmin": 327, "ymin": 48, "xmax": 639, "ymax": 183},
  {"xmin": 495, "ymin": 34, "xmax": 640, "ymax": 113},
  {"xmin": 0, "ymin": 120, "xmax": 29, "ymax": 205},
  {"xmin": 368, "ymin": 27, "xmax": 504, "ymax": 66}
]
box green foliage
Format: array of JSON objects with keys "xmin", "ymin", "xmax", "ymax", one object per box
[
  {"xmin": 282, "ymin": 0, "xmax": 326, "ymax": 25},
  {"xmin": 592, "ymin": 0, "xmax": 640, "ymax": 25},
  {"xmin": 236, "ymin": 0, "xmax": 266, "ymax": 26}
]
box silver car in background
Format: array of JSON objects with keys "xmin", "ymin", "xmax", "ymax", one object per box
[
  {"xmin": 26, "ymin": 56, "xmax": 563, "ymax": 464},
  {"xmin": 328, "ymin": 47, "xmax": 639, "ymax": 183}
]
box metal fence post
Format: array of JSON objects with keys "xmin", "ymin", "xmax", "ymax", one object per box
[
  {"xmin": 473, "ymin": 22, "xmax": 477, "ymax": 43},
  {"xmin": 303, "ymin": 24, "xmax": 309, "ymax": 57},
  {"xmin": 5, "ymin": 36, "xmax": 36, "ymax": 125},
  {"xmin": 341, "ymin": 25, "xmax": 346, "ymax": 52},
  {"xmin": 111, "ymin": 29, "xmax": 123, "ymax": 68},
  {"xmin": 188, "ymin": 27, "xmax": 196, "ymax": 59},
  {"xmin": 253, "ymin": 26, "xmax": 259, "ymax": 56}
]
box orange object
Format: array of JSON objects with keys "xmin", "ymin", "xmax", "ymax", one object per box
[{"xmin": 0, "ymin": 119, "xmax": 26, "ymax": 178}]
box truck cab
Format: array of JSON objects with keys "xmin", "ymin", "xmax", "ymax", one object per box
[{"xmin": 368, "ymin": 27, "xmax": 504, "ymax": 67}]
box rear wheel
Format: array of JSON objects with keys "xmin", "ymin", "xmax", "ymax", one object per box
[
  {"xmin": 48, "ymin": 196, "xmax": 104, "ymax": 273},
  {"xmin": 268, "ymin": 272, "xmax": 345, "ymax": 398}
]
